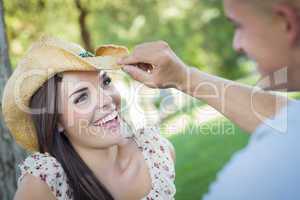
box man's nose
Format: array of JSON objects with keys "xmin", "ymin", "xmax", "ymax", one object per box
[{"xmin": 233, "ymin": 31, "xmax": 243, "ymax": 54}]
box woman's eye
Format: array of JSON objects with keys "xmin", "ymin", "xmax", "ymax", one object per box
[
  {"xmin": 74, "ymin": 93, "xmax": 88, "ymax": 104},
  {"xmin": 103, "ymin": 76, "xmax": 112, "ymax": 86}
]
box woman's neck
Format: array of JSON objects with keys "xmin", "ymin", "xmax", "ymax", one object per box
[{"xmin": 75, "ymin": 139, "xmax": 133, "ymax": 179}]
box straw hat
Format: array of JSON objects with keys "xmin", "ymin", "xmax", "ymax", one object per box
[{"xmin": 1, "ymin": 35, "xmax": 129, "ymax": 151}]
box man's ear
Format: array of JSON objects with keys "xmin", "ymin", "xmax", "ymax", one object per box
[
  {"xmin": 273, "ymin": 3, "xmax": 300, "ymax": 46},
  {"xmin": 57, "ymin": 122, "xmax": 64, "ymax": 133}
]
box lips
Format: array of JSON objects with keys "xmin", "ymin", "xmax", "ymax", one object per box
[{"xmin": 93, "ymin": 110, "xmax": 119, "ymax": 127}]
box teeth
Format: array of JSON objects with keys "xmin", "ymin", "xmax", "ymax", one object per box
[{"xmin": 94, "ymin": 111, "xmax": 118, "ymax": 126}]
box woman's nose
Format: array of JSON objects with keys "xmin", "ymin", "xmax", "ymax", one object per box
[{"xmin": 97, "ymin": 89, "xmax": 114, "ymax": 110}]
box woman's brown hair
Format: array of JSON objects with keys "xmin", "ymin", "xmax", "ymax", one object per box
[{"xmin": 30, "ymin": 74, "xmax": 113, "ymax": 200}]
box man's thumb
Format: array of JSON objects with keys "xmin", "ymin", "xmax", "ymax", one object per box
[{"xmin": 122, "ymin": 65, "xmax": 150, "ymax": 83}]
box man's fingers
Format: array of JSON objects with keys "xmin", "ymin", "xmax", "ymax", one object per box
[
  {"xmin": 117, "ymin": 54, "xmax": 139, "ymax": 65},
  {"xmin": 122, "ymin": 65, "xmax": 151, "ymax": 83}
]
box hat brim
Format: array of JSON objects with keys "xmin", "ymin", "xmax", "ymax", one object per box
[{"xmin": 82, "ymin": 56, "xmax": 122, "ymax": 70}]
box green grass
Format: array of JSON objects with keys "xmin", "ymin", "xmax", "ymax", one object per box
[{"xmin": 162, "ymin": 118, "xmax": 250, "ymax": 200}]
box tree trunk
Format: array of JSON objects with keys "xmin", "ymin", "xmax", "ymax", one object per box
[
  {"xmin": 0, "ymin": 0, "xmax": 27, "ymax": 199},
  {"xmin": 74, "ymin": 0, "xmax": 93, "ymax": 52}
]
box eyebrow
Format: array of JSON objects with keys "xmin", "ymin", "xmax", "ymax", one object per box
[{"xmin": 69, "ymin": 87, "xmax": 88, "ymax": 98}]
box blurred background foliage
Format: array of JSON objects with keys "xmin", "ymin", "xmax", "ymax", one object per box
[{"xmin": 5, "ymin": 0, "xmax": 253, "ymax": 79}]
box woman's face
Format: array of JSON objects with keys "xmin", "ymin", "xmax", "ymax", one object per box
[{"xmin": 57, "ymin": 70, "xmax": 125, "ymax": 150}]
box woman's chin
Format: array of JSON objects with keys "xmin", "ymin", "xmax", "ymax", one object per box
[
  {"xmin": 105, "ymin": 126, "xmax": 122, "ymax": 138},
  {"xmin": 92, "ymin": 126, "xmax": 122, "ymax": 139}
]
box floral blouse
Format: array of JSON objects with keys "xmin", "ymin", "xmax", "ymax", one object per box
[{"xmin": 17, "ymin": 127, "xmax": 176, "ymax": 200}]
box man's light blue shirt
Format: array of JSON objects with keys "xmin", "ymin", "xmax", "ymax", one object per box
[{"xmin": 203, "ymin": 100, "xmax": 300, "ymax": 200}]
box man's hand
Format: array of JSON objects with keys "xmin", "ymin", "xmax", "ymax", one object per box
[
  {"xmin": 118, "ymin": 41, "xmax": 189, "ymax": 89},
  {"xmin": 118, "ymin": 41, "xmax": 286, "ymax": 134}
]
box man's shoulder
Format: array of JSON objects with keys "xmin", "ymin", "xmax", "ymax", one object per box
[
  {"xmin": 253, "ymin": 99, "xmax": 300, "ymax": 140},
  {"xmin": 203, "ymin": 101, "xmax": 300, "ymax": 200}
]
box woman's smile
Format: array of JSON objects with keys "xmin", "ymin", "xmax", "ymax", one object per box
[{"xmin": 93, "ymin": 111, "xmax": 120, "ymax": 129}]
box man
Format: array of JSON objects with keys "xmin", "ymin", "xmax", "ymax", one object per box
[{"xmin": 118, "ymin": 0, "xmax": 300, "ymax": 199}]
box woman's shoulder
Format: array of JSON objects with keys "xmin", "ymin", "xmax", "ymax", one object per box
[
  {"xmin": 18, "ymin": 152, "xmax": 72, "ymax": 199},
  {"xmin": 134, "ymin": 126, "xmax": 175, "ymax": 161},
  {"xmin": 18, "ymin": 152, "xmax": 64, "ymax": 180},
  {"xmin": 135, "ymin": 126, "xmax": 171, "ymax": 147},
  {"xmin": 134, "ymin": 126, "xmax": 176, "ymax": 198},
  {"xmin": 135, "ymin": 126, "xmax": 159, "ymax": 138},
  {"xmin": 20, "ymin": 152, "xmax": 60, "ymax": 165}
]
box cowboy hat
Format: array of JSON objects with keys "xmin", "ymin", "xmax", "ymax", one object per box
[{"xmin": 1, "ymin": 35, "xmax": 129, "ymax": 151}]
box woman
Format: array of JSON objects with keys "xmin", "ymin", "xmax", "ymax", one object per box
[{"xmin": 2, "ymin": 36, "xmax": 175, "ymax": 200}]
